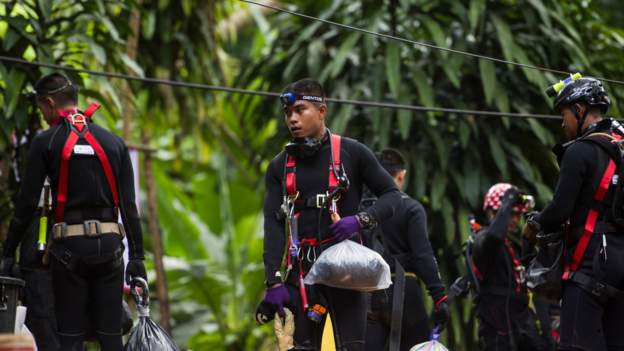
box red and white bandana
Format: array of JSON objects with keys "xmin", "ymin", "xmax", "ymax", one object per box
[{"xmin": 483, "ymin": 183, "xmax": 528, "ymax": 213}]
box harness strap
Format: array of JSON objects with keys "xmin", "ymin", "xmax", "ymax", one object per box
[
  {"xmin": 328, "ymin": 134, "xmax": 341, "ymax": 192},
  {"xmin": 563, "ymin": 158, "xmax": 616, "ymax": 278},
  {"xmin": 504, "ymin": 239, "xmax": 523, "ymax": 293},
  {"xmin": 54, "ymin": 103, "xmax": 119, "ymax": 223}
]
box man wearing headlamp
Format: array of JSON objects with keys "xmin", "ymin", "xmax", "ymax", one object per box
[{"xmin": 257, "ymin": 78, "xmax": 400, "ymax": 350}]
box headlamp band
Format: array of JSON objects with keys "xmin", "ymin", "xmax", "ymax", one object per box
[{"xmin": 280, "ymin": 91, "xmax": 325, "ymax": 106}]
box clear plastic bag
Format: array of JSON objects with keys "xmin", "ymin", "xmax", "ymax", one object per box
[
  {"xmin": 409, "ymin": 328, "xmax": 449, "ymax": 351},
  {"xmin": 125, "ymin": 278, "xmax": 179, "ymax": 351},
  {"xmin": 303, "ymin": 240, "xmax": 391, "ymax": 292}
]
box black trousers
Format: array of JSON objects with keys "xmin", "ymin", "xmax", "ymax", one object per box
[
  {"xmin": 559, "ymin": 233, "xmax": 624, "ymax": 351},
  {"xmin": 285, "ymin": 283, "xmax": 367, "ymax": 351},
  {"xmin": 477, "ymin": 295, "xmax": 546, "ymax": 351},
  {"xmin": 22, "ymin": 269, "xmax": 60, "ymax": 351},
  {"xmin": 50, "ymin": 234, "xmax": 124, "ymax": 351},
  {"xmin": 365, "ymin": 276, "xmax": 430, "ymax": 351}
]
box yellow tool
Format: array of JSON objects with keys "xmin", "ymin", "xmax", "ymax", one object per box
[{"xmin": 321, "ymin": 313, "xmax": 336, "ymax": 351}]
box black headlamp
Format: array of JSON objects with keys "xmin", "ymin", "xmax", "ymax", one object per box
[{"xmin": 280, "ymin": 91, "xmax": 325, "ymax": 106}]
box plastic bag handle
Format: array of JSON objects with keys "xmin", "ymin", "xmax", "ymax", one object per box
[
  {"xmin": 430, "ymin": 326, "xmax": 440, "ymax": 342},
  {"xmin": 130, "ymin": 277, "xmax": 150, "ymax": 308}
]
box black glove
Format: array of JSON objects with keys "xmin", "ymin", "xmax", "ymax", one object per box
[
  {"xmin": 0, "ymin": 257, "xmax": 16, "ymax": 277},
  {"xmin": 255, "ymin": 300, "xmax": 277, "ymax": 325},
  {"xmin": 501, "ymin": 187, "xmax": 521, "ymax": 207},
  {"xmin": 125, "ymin": 259, "xmax": 147, "ymax": 284},
  {"xmin": 432, "ymin": 298, "xmax": 450, "ymax": 332}
]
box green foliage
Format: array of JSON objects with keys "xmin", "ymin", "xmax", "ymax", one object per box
[{"xmin": 1, "ymin": 0, "xmax": 624, "ymax": 350}]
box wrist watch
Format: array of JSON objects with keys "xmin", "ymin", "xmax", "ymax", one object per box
[{"xmin": 356, "ymin": 211, "xmax": 377, "ymax": 230}]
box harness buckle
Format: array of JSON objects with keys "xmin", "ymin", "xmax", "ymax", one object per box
[
  {"xmin": 52, "ymin": 222, "xmax": 67, "ymax": 239},
  {"xmin": 315, "ymin": 194, "xmax": 327, "ymax": 208},
  {"xmin": 592, "ymin": 281, "xmax": 606, "ymax": 297},
  {"xmin": 83, "ymin": 220, "xmax": 102, "ymax": 236},
  {"xmin": 69, "ymin": 113, "xmax": 87, "ymax": 125}
]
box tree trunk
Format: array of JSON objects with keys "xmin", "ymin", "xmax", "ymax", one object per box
[{"xmin": 142, "ymin": 130, "xmax": 172, "ymax": 333}]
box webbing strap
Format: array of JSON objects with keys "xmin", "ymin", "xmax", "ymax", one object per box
[
  {"xmin": 564, "ymin": 158, "xmax": 616, "ymax": 277},
  {"xmin": 54, "ymin": 103, "xmax": 118, "ymax": 223},
  {"xmin": 55, "ymin": 132, "xmax": 80, "ymax": 222},
  {"xmin": 328, "ymin": 134, "xmax": 341, "ymax": 191},
  {"xmin": 504, "ymin": 239, "xmax": 523, "ymax": 292}
]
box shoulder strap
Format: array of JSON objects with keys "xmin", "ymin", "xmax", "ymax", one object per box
[
  {"xmin": 564, "ymin": 156, "xmax": 617, "ymax": 276},
  {"xmin": 328, "ymin": 134, "xmax": 341, "ymax": 191}
]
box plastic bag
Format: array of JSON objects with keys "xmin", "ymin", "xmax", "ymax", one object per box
[
  {"xmin": 125, "ymin": 278, "xmax": 179, "ymax": 351},
  {"xmin": 409, "ymin": 327, "xmax": 449, "ymax": 351},
  {"xmin": 303, "ymin": 240, "xmax": 391, "ymax": 292},
  {"xmin": 526, "ymin": 231, "xmax": 564, "ymax": 302}
]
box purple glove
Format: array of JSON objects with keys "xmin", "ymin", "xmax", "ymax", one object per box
[
  {"xmin": 263, "ymin": 285, "xmax": 290, "ymax": 317},
  {"xmin": 329, "ymin": 215, "xmax": 361, "ymax": 241}
]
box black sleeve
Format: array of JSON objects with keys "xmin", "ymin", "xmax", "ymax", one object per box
[
  {"xmin": 357, "ymin": 142, "xmax": 400, "ymax": 222},
  {"xmin": 406, "ymin": 202, "xmax": 446, "ymax": 301},
  {"xmin": 537, "ymin": 142, "xmax": 593, "ymax": 232},
  {"xmin": 472, "ymin": 193, "xmax": 516, "ymax": 262},
  {"xmin": 3, "ymin": 136, "xmax": 48, "ymax": 257},
  {"xmin": 119, "ymin": 144, "xmax": 144, "ymax": 260},
  {"xmin": 263, "ymin": 159, "xmax": 286, "ymax": 285}
]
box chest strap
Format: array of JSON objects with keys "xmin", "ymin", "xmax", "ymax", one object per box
[
  {"xmin": 285, "ymin": 134, "xmax": 342, "ymax": 194},
  {"xmin": 55, "ymin": 103, "xmax": 120, "ymax": 223}
]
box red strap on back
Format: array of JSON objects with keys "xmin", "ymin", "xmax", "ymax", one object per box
[
  {"xmin": 565, "ymin": 158, "xmax": 616, "ymax": 276},
  {"xmin": 55, "ymin": 132, "xmax": 80, "ymax": 222},
  {"xmin": 54, "ymin": 103, "xmax": 118, "ymax": 223},
  {"xmin": 83, "ymin": 103, "xmax": 101, "ymax": 118}
]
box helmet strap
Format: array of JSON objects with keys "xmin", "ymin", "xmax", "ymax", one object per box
[{"xmin": 573, "ymin": 105, "xmax": 589, "ymax": 138}]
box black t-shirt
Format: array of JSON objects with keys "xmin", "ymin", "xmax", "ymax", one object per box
[
  {"xmin": 263, "ymin": 133, "xmax": 400, "ymax": 285},
  {"xmin": 4, "ymin": 118, "xmax": 144, "ymax": 259},
  {"xmin": 365, "ymin": 193, "xmax": 446, "ymax": 302},
  {"xmin": 537, "ymin": 118, "xmax": 618, "ymax": 271}
]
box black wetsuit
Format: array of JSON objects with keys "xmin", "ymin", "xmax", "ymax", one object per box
[
  {"xmin": 536, "ymin": 119, "xmax": 624, "ymax": 351},
  {"xmin": 3, "ymin": 116, "xmax": 144, "ymax": 351},
  {"xmin": 472, "ymin": 194, "xmax": 545, "ymax": 351},
  {"xmin": 362, "ymin": 193, "xmax": 446, "ymax": 351},
  {"xmin": 263, "ymin": 132, "xmax": 400, "ymax": 350}
]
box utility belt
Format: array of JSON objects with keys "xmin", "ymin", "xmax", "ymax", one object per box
[
  {"xmin": 52, "ymin": 220, "xmax": 125, "ymax": 240},
  {"xmin": 569, "ymin": 271, "xmax": 624, "ymax": 304}
]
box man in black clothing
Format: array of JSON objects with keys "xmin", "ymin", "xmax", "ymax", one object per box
[
  {"xmin": 473, "ymin": 183, "xmax": 545, "ymax": 351},
  {"xmin": 258, "ymin": 79, "xmax": 401, "ymax": 350},
  {"xmin": 525, "ymin": 75, "xmax": 624, "ymax": 351},
  {"xmin": 363, "ymin": 149, "xmax": 448, "ymax": 351},
  {"xmin": 0, "ymin": 73, "xmax": 146, "ymax": 351}
]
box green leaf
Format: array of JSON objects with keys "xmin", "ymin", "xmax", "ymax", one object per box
[
  {"xmin": 4, "ymin": 69, "xmax": 26, "ymax": 117},
  {"xmin": 479, "ymin": 59, "xmax": 496, "ymax": 105},
  {"xmin": 468, "ymin": 0, "xmax": 485, "ymax": 32},
  {"xmin": 410, "ymin": 66, "xmax": 434, "ymax": 117},
  {"xmin": 487, "ymin": 133, "xmax": 508, "ymax": 179},
  {"xmin": 329, "ymin": 32, "xmax": 361, "ymax": 78},
  {"xmin": 421, "ymin": 17, "xmax": 446, "ymax": 48},
  {"xmin": 37, "ymin": 0, "xmax": 52, "ymax": 18},
  {"xmin": 430, "ymin": 173, "xmax": 447, "ymax": 211},
  {"xmin": 397, "ymin": 97, "xmax": 412, "ymax": 140},
  {"xmin": 492, "ymin": 15, "xmax": 515, "ymax": 62},
  {"xmin": 385, "ymin": 42, "xmax": 401, "ymax": 98},
  {"xmin": 120, "ymin": 54, "xmax": 145, "ymax": 77}
]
